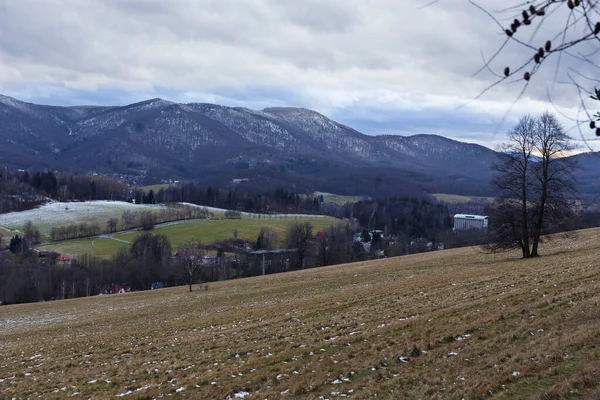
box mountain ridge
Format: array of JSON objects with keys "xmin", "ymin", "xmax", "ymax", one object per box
[{"xmin": 2, "ymin": 94, "xmax": 593, "ymax": 197}]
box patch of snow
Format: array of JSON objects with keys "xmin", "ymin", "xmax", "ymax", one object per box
[{"xmin": 0, "ymin": 200, "xmax": 162, "ymax": 230}]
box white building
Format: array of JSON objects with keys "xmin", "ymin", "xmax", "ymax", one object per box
[{"xmin": 453, "ymin": 214, "xmax": 488, "ymax": 231}]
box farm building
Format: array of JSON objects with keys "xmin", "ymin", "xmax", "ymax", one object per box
[
  {"xmin": 453, "ymin": 214, "xmax": 488, "ymax": 231},
  {"xmin": 56, "ymin": 253, "xmax": 73, "ymax": 266}
]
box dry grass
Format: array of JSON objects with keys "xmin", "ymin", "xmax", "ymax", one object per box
[{"xmin": 1, "ymin": 229, "xmax": 599, "ymax": 399}]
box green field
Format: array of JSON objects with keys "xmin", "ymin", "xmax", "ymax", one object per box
[
  {"xmin": 138, "ymin": 183, "xmax": 175, "ymax": 193},
  {"xmin": 116, "ymin": 216, "xmax": 342, "ymax": 249},
  {"xmin": 39, "ymin": 216, "xmax": 342, "ymax": 258},
  {"xmin": 432, "ymin": 193, "xmax": 495, "ymax": 204},
  {"xmin": 37, "ymin": 238, "xmax": 130, "ymax": 259},
  {"xmin": 2, "ymin": 229, "xmax": 599, "ymax": 399}
]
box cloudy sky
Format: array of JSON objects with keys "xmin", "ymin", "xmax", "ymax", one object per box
[{"xmin": 1, "ymin": 0, "xmax": 598, "ymax": 150}]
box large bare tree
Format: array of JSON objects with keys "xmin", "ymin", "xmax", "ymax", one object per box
[
  {"xmin": 490, "ymin": 112, "xmax": 578, "ymax": 257},
  {"xmin": 286, "ymin": 222, "xmax": 313, "ymax": 269},
  {"xmin": 530, "ymin": 112, "xmax": 578, "ymax": 256},
  {"xmin": 490, "ymin": 115, "xmax": 537, "ymax": 257}
]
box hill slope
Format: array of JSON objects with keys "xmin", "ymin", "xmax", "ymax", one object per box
[
  {"xmin": 1, "ymin": 229, "xmax": 599, "ymax": 399},
  {"xmin": 0, "ymin": 95, "xmax": 501, "ymax": 196}
]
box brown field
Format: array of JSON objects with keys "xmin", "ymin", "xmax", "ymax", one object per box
[{"xmin": 1, "ymin": 229, "xmax": 600, "ymax": 399}]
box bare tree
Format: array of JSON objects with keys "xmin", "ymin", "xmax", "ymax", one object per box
[
  {"xmin": 107, "ymin": 217, "xmax": 118, "ymax": 233},
  {"xmin": 140, "ymin": 211, "xmax": 155, "ymax": 231},
  {"xmin": 286, "ymin": 222, "xmax": 313, "ymax": 269},
  {"xmin": 121, "ymin": 210, "xmax": 136, "ymax": 228},
  {"xmin": 256, "ymin": 227, "xmax": 278, "ymax": 250},
  {"xmin": 490, "ymin": 115, "xmax": 537, "ymax": 257},
  {"xmin": 489, "ymin": 112, "xmax": 578, "ymax": 257},
  {"xmin": 530, "ymin": 112, "xmax": 579, "ymax": 256},
  {"xmin": 316, "ymin": 224, "xmax": 354, "ymax": 267},
  {"xmin": 177, "ymin": 240, "xmax": 204, "ymax": 292},
  {"xmin": 472, "ymin": 0, "xmax": 600, "ymax": 143},
  {"xmin": 23, "ymin": 220, "xmax": 41, "ymax": 245}
]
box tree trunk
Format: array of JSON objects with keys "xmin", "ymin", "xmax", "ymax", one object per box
[
  {"xmin": 521, "ymin": 164, "xmax": 531, "ymax": 258},
  {"xmin": 531, "ymin": 161, "xmax": 549, "ymax": 257}
]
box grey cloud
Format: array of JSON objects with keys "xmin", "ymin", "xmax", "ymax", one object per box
[{"xmin": 0, "ymin": 0, "xmax": 595, "ymax": 144}]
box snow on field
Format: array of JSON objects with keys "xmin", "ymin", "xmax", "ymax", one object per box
[
  {"xmin": 178, "ymin": 202, "xmax": 331, "ymax": 219},
  {"xmin": 0, "ymin": 201, "xmax": 331, "ymax": 232},
  {"xmin": 0, "ymin": 201, "xmax": 162, "ymax": 229}
]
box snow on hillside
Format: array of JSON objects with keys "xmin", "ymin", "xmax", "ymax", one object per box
[
  {"xmin": 0, "ymin": 201, "xmax": 162, "ymax": 229},
  {"xmin": 0, "ymin": 94, "xmax": 32, "ymax": 114}
]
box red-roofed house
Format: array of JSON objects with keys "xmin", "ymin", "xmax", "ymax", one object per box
[{"xmin": 56, "ymin": 254, "xmax": 73, "ymax": 267}]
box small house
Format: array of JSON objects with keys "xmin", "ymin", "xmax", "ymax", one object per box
[{"xmin": 56, "ymin": 254, "xmax": 73, "ymax": 267}]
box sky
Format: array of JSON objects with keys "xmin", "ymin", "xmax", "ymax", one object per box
[{"xmin": 1, "ymin": 0, "xmax": 599, "ymax": 151}]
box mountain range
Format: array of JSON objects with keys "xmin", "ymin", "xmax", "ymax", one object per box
[{"xmin": 1, "ymin": 94, "xmax": 599, "ymax": 197}]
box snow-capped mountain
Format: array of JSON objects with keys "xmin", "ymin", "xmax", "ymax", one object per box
[{"xmin": 0, "ymin": 94, "xmax": 503, "ymax": 195}]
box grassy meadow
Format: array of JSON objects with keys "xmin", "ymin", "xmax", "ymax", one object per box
[
  {"xmin": 114, "ymin": 216, "xmax": 341, "ymax": 249},
  {"xmin": 314, "ymin": 192, "xmax": 366, "ymax": 205},
  {"xmin": 37, "ymin": 216, "xmax": 341, "ymax": 258},
  {"xmin": 139, "ymin": 184, "xmax": 175, "ymax": 193},
  {"xmin": 1, "ymin": 229, "xmax": 599, "ymax": 399},
  {"xmin": 37, "ymin": 238, "xmax": 130, "ymax": 259}
]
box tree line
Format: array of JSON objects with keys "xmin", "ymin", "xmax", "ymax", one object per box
[
  {"xmin": 44, "ymin": 204, "xmax": 210, "ymax": 241},
  {"xmin": 0, "ymin": 169, "xmax": 130, "ymax": 213},
  {"xmin": 146, "ymin": 184, "xmax": 323, "ymax": 214}
]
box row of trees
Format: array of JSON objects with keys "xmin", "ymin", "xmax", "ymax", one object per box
[
  {"xmin": 0, "ymin": 170, "xmax": 129, "ymax": 202},
  {"xmin": 144, "ymin": 184, "xmax": 323, "ymax": 215},
  {"xmin": 49, "ymin": 223, "xmax": 103, "ymax": 242},
  {"xmin": 46, "ymin": 204, "xmax": 211, "ymax": 242}
]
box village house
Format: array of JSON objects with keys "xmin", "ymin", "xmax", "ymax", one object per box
[{"xmin": 55, "ymin": 253, "xmax": 73, "ymax": 267}]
